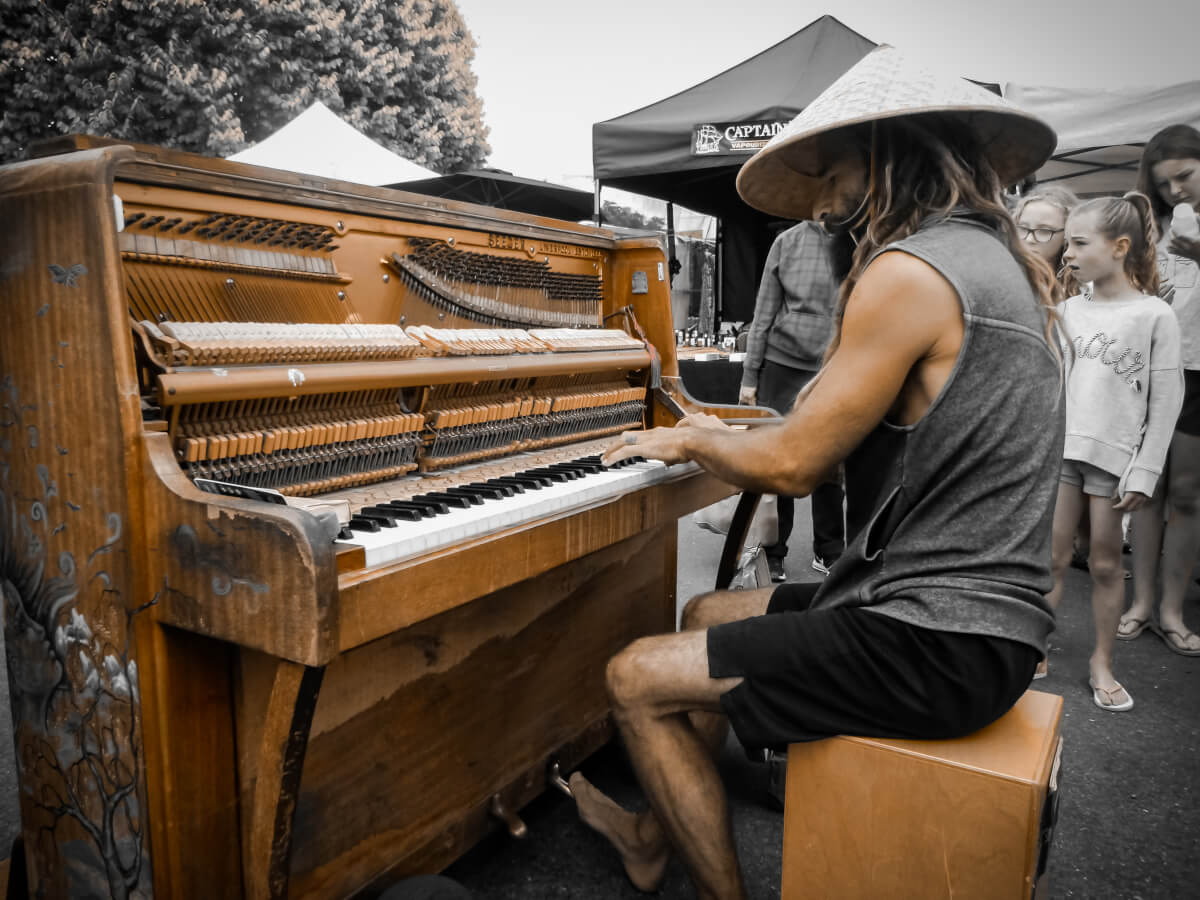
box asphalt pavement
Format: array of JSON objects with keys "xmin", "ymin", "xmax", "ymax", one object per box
[{"xmin": 3, "ymin": 505, "xmax": 1198, "ymax": 898}]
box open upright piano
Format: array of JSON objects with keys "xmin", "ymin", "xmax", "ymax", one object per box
[{"xmin": 0, "ymin": 137, "xmax": 769, "ymax": 898}]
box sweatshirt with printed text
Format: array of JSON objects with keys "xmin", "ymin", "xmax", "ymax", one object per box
[{"xmin": 1060, "ymin": 294, "xmax": 1183, "ymax": 498}]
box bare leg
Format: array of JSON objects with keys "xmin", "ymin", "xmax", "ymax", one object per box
[
  {"xmin": 1038, "ymin": 484, "xmax": 1085, "ymax": 677},
  {"xmin": 1047, "ymin": 484, "xmax": 1086, "ymax": 613},
  {"xmin": 573, "ymin": 588, "xmax": 771, "ymax": 898},
  {"xmin": 569, "ymin": 773, "xmax": 671, "ymax": 892},
  {"xmin": 1087, "ymin": 495, "xmax": 1130, "ymax": 704},
  {"xmin": 1125, "ymin": 483, "xmax": 1165, "ymax": 630},
  {"xmin": 1074, "ymin": 504, "xmax": 1092, "ymax": 560},
  {"xmin": 1158, "ymin": 433, "xmax": 1200, "ymax": 650},
  {"xmin": 681, "ymin": 587, "xmax": 775, "ymax": 753}
]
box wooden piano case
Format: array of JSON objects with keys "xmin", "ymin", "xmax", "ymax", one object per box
[{"xmin": 0, "ymin": 139, "xmax": 763, "ymax": 898}]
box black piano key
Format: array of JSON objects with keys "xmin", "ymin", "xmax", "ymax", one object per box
[
  {"xmin": 459, "ymin": 483, "xmax": 508, "ymax": 500},
  {"xmin": 510, "ymin": 472, "xmax": 552, "ymax": 487},
  {"xmin": 399, "ymin": 496, "xmax": 451, "ymax": 515},
  {"xmin": 478, "ymin": 479, "xmax": 516, "ymax": 496},
  {"xmin": 337, "ymin": 526, "xmax": 355, "ymax": 541},
  {"xmin": 568, "ymin": 459, "xmax": 605, "ymax": 473},
  {"xmin": 356, "ymin": 509, "xmax": 399, "ymax": 527},
  {"xmin": 414, "ymin": 491, "xmax": 473, "ymax": 509},
  {"xmin": 362, "ymin": 504, "xmax": 423, "ymax": 522},
  {"xmin": 488, "ymin": 477, "xmax": 531, "ymax": 492},
  {"xmin": 499, "ymin": 475, "xmax": 544, "ymax": 489},
  {"xmin": 442, "ymin": 486, "xmax": 487, "ymax": 505},
  {"xmin": 523, "ymin": 468, "xmax": 570, "ymax": 482},
  {"xmin": 609, "ymin": 456, "xmax": 645, "ymax": 468},
  {"xmin": 380, "ymin": 500, "xmax": 438, "ymax": 518},
  {"xmin": 348, "ymin": 516, "xmax": 382, "ymax": 533}
]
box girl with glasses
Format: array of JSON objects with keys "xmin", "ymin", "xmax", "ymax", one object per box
[{"xmin": 1014, "ymin": 186, "xmax": 1079, "ymax": 299}]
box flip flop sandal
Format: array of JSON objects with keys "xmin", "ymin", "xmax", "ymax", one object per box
[
  {"xmin": 1116, "ymin": 616, "xmax": 1152, "ymax": 641},
  {"xmin": 1156, "ymin": 626, "xmax": 1200, "ymax": 657},
  {"xmin": 1091, "ymin": 681, "xmax": 1134, "ymax": 712}
]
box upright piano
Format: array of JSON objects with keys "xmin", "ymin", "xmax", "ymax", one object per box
[{"xmin": 0, "ymin": 137, "xmax": 769, "ymax": 898}]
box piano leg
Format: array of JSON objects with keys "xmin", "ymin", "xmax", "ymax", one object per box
[{"xmin": 244, "ymin": 660, "xmax": 326, "ymax": 900}]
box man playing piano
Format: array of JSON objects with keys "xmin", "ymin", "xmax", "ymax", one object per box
[{"xmin": 573, "ymin": 46, "xmax": 1065, "ymax": 899}]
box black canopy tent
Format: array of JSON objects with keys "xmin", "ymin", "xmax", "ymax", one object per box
[
  {"xmin": 592, "ymin": 15, "xmax": 876, "ymax": 324},
  {"xmin": 389, "ymin": 168, "xmax": 595, "ymax": 221}
]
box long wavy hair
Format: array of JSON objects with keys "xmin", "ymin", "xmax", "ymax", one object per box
[
  {"xmin": 1069, "ymin": 192, "xmax": 1161, "ymax": 295},
  {"xmin": 822, "ymin": 115, "xmax": 1061, "ymax": 365},
  {"xmin": 1136, "ymin": 124, "xmax": 1200, "ymax": 221}
]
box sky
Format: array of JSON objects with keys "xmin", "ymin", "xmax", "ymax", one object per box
[{"xmin": 453, "ymin": 0, "xmax": 1200, "ymax": 187}]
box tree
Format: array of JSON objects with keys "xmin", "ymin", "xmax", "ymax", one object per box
[
  {"xmin": 600, "ymin": 200, "xmax": 666, "ymax": 232},
  {"xmin": 0, "ymin": 0, "xmax": 490, "ymax": 172}
]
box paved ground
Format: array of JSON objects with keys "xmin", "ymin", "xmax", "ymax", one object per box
[
  {"xmin": 443, "ymin": 510, "xmax": 1200, "ymax": 899},
  {"xmin": 3, "ymin": 503, "xmax": 1199, "ymax": 898}
]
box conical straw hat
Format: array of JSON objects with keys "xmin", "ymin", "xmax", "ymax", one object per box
[{"xmin": 736, "ymin": 45, "xmax": 1056, "ymax": 220}]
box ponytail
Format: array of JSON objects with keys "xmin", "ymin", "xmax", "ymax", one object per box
[
  {"xmin": 1120, "ymin": 191, "xmax": 1160, "ymax": 295},
  {"xmin": 1070, "ymin": 192, "xmax": 1161, "ymax": 295}
]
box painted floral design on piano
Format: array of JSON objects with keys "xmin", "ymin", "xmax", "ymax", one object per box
[{"xmin": 1, "ymin": 374, "xmax": 151, "ymax": 899}]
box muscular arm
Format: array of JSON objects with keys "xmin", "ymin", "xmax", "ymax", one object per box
[{"xmin": 605, "ymin": 251, "xmax": 964, "ymax": 495}]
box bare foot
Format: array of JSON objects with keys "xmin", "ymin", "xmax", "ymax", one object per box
[{"xmin": 570, "ymin": 772, "xmax": 669, "ymax": 892}]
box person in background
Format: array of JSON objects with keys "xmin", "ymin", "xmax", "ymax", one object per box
[
  {"xmin": 1014, "ymin": 186, "xmax": 1080, "ymax": 298},
  {"xmin": 1045, "ymin": 192, "xmax": 1183, "ymax": 710},
  {"xmin": 1015, "ymin": 186, "xmax": 1085, "ymax": 680},
  {"xmin": 1122, "ymin": 124, "xmax": 1200, "ymax": 656},
  {"xmin": 1015, "ymin": 187, "xmax": 1108, "ymax": 597},
  {"xmin": 738, "ymin": 221, "xmax": 845, "ymax": 581}
]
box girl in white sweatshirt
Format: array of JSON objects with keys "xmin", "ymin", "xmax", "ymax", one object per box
[{"xmin": 1045, "ymin": 192, "xmax": 1183, "ymax": 711}]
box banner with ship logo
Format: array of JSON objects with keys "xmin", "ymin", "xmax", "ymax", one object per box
[{"xmin": 691, "ymin": 120, "xmax": 786, "ymax": 156}]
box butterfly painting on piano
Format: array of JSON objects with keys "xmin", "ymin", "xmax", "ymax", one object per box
[{"xmin": 47, "ymin": 262, "xmax": 87, "ymax": 287}]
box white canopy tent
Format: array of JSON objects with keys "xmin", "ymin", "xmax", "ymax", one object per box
[
  {"xmin": 228, "ymin": 101, "xmax": 437, "ymax": 185},
  {"xmin": 1004, "ymin": 81, "xmax": 1200, "ymax": 196}
]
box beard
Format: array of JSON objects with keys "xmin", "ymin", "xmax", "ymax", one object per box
[
  {"xmin": 820, "ymin": 190, "xmax": 868, "ymax": 236},
  {"xmin": 829, "ymin": 230, "xmax": 858, "ymax": 282}
]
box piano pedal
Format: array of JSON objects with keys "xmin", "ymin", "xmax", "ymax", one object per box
[
  {"xmin": 547, "ymin": 760, "xmax": 573, "ymax": 798},
  {"xmin": 488, "ymin": 794, "xmax": 527, "ymax": 840}
]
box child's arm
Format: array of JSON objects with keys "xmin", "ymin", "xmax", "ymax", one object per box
[{"xmin": 1121, "ymin": 311, "xmax": 1184, "ymax": 499}]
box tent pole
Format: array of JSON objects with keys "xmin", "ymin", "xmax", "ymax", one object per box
[
  {"xmin": 712, "ymin": 218, "xmax": 722, "ymax": 337},
  {"xmin": 666, "ymin": 202, "xmax": 678, "ymax": 287}
]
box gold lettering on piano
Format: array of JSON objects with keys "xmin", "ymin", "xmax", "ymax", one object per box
[
  {"xmin": 486, "ymin": 232, "xmax": 527, "ymax": 251},
  {"xmin": 482, "ymin": 234, "xmax": 603, "ymax": 260},
  {"xmin": 537, "ymin": 240, "xmax": 603, "ymax": 259}
]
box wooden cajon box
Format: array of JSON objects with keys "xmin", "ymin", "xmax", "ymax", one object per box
[{"xmin": 781, "ymin": 689, "xmax": 1063, "ymax": 900}]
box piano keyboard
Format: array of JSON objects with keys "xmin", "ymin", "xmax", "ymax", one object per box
[{"xmin": 330, "ymin": 439, "xmax": 699, "ymax": 568}]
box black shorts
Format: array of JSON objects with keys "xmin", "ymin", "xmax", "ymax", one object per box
[
  {"xmin": 1177, "ymin": 370, "xmax": 1200, "ymax": 436},
  {"xmin": 706, "ymin": 582, "xmax": 1039, "ymax": 752}
]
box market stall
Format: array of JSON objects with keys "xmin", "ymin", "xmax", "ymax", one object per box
[
  {"xmin": 227, "ymin": 100, "xmax": 437, "ymax": 185},
  {"xmin": 592, "ymin": 15, "xmax": 876, "ymax": 325}
]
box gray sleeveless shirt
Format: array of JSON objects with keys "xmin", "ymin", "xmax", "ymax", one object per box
[{"xmin": 811, "ymin": 214, "xmax": 1062, "ymax": 654}]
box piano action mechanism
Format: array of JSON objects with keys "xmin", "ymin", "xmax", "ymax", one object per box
[{"xmin": 0, "ymin": 136, "xmax": 772, "ymax": 898}]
